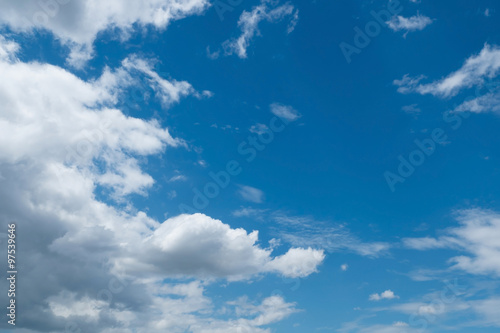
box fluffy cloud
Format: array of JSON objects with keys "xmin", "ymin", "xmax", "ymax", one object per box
[
  {"xmin": 404, "ymin": 209, "xmax": 500, "ymax": 277},
  {"xmin": 110, "ymin": 213, "xmax": 325, "ymax": 280},
  {"xmin": 369, "ymin": 290, "xmax": 399, "ymax": 301},
  {"xmin": 0, "ymin": 36, "xmax": 322, "ymax": 332},
  {"xmin": 222, "ymin": 0, "xmax": 298, "ymax": 58},
  {"xmin": 394, "ymin": 44, "xmax": 500, "ymax": 97},
  {"xmin": 387, "ymin": 14, "xmax": 433, "ymax": 34},
  {"xmin": 0, "ymin": 0, "xmax": 210, "ymax": 67}
]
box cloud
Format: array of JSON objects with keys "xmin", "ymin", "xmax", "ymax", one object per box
[
  {"xmin": 272, "ymin": 212, "xmax": 391, "ymax": 257},
  {"xmin": 470, "ymin": 297, "xmax": 500, "ymax": 326},
  {"xmin": 168, "ymin": 174, "xmax": 188, "ymax": 182},
  {"xmin": 238, "ymin": 185, "xmax": 265, "ymax": 203},
  {"xmin": 402, "ymin": 104, "xmax": 421, "ymax": 115},
  {"xmin": 0, "ymin": 0, "xmax": 210, "ymax": 67},
  {"xmin": 403, "ymin": 209, "xmax": 500, "ymax": 277},
  {"xmin": 232, "ymin": 207, "xmax": 268, "ymax": 218},
  {"xmin": 454, "ymin": 88, "xmax": 500, "ymax": 114},
  {"xmin": 249, "ymin": 123, "xmax": 270, "ymax": 135},
  {"xmin": 269, "ymin": 103, "xmax": 301, "ymax": 121},
  {"xmin": 394, "ymin": 44, "xmax": 500, "ymax": 97},
  {"xmin": 369, "ymin": 290, "xmax": 399, "ymax": 301},
  {"xmin": 386, "ymin": 14, "xmax": 433, "ymax": 34},
  {"xmin": 111, "ymin": 213, "xmax": 325, "ymax": 280},
  {"xmin": 338, "ymin": 321, "xmax": 421, "ymax": 333},
  {"xmin": 341, "ymin": 264, "xmax": 349, "ymax": 271},
  {"xmin": 222, "ymin": 0, "xmax": 298, "ymax": 58},
  {"xmin": 122, "ymin": 56, "xmax": 211, "ymax": 109},
  {"xmin": 0, "ymin": 35, "xmax": 321, "ymax": 332},
  {"xmin": 0, "ymin": 35, "xmax": 19, "ymax": 62},
  {"xmin": 403, "ymin": 236, "xmax": 454, "ymax": 250}
]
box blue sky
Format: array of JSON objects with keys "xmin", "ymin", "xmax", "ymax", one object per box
[{"xmin": 0, "ymin": 0, "xmax": 500, "ymax": 332}]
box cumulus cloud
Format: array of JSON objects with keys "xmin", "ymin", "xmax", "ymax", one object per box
[
  {"xmin": 394, "ymin": 44, "xmax": 500, "ymax": 97},
  {"xmin": 111, "ymin": 213, "xmax": 325, "ymax": 280},
  {"xmin": 0, "ymin": 0, "xmax": 210, "ymax": 67},
  {"xmin": 222, "ymin": 0, "xmax": 298, "ymax": 58},
  {"xmin": 369, "ymin": 290, "xmax": 399, "ymax": 301},
  {"xmin": 0, "ymin": 36, "xmax": 322, "ymax": 332},
  {"xmin": 386, "ymin": 14, "xmax": 433, "ymax": 34},
  {"xmin": 404, "ymin": 209, "xmax": 500, "ymax": 277}
]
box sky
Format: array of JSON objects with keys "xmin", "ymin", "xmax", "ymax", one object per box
[{"xmin": 0, "ymin": 0, "xmax": 500, "ymax": 332}]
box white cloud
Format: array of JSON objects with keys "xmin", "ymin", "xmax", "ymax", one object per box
[
  {"xmin": 404, "ymin": 209, "xmax": 500, "ymax": 277},
  {"xmin": 122, "ymin": 56, "xmax": 210, "ymax": 109},
  {"xmin": 0, "ymin": 0, "xmax": 210, "ymax": 67},
  {"xmin": 369, "ymin": 290, "xmax": 399, "ymax": 301},
  {"xmin": 222, "ymin": 0, "xmax": 298, "ymax": 58},
  {"xmin": 402, "ymin": 104, "xmax": 421, "ymax": 115},
  {"xmin": 249, "ymin": 123, "xmax": 270, "ymax": 135},
  {"xmin": 269, "ymin": 103, "xmax": 301, "ymax": 122},
  {"xmin": 0, "ymin": 35, "xmax": 19, "ymax": 62},
  {"xmin": 111, "ymin": 213, "xmax": 325, "ymax": 280},
  {"xmin": 338, "ymin": 321, "xmax": 422, "ymax": 333},
  {"xmin": 454, "ymin": 89, "xmax": 500, "ymax": 114},
  {"xmin": 394, "ymin": 44, "xmax": 500, "ymax": 97},
  {"xmin": 272, "ymin": 212, "xmax": 391, "ymax": 257},
  {"xmin": 0, "ymin": 35, "xmax": 321, "ymax": 332},
  {"xmin": 387, "ymin": 14, "xmax": 433, "ymax": 34},
  {"xmin": 232, "ymin": 207, "xmax": 268, "ymax": 218},
  {"xmin": 238, "ymin": 185, "xmax": 265, "ymax": 203},
  {"xmin": 403, "ymin": 236, "xmax": 454, "ymax": 250},
  {"xmin": 470, "ymin": 297, "xmax": 500, "ymax": 326},
  {"xmin": 341, "ymin": 264, "xmax": 349, "ymax": 271},
  {"xmin": 168, "ymin": 174, "xmax": 188, "ymax": 182},
  {"xmin": 265, "ymin": 247, "xmax": 325, "ymax": 278}
]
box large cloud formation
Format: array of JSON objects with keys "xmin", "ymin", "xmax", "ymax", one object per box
[{"xmin": 0, "ymin": 36, "xmax": 324, "ymax": 332}]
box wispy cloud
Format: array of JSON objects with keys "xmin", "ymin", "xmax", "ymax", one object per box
[
  {"xmin": 387, "ymin": 14, "xmax": 433, "ymax": 34},
  {"xmin": 271, "ymin": 212, "xmax": 391, "ymax": 257},
  {"xmin": 270, "ymin": 103, "xmax": 301, "ymax": 122},
  {"xmin": 394, "ymin": 44, "xmax": 500, "ymax": 97},
  {"xmin": 238, "ymin": 185, "xmax": 265, "ymax": 203},
  {"xmin": 222, "ymin": 0, "xmax": 298, "ymax": 58},
  {"xmin": 232, "ymin": 206, "xmax": 268, "ymax": 218}
]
